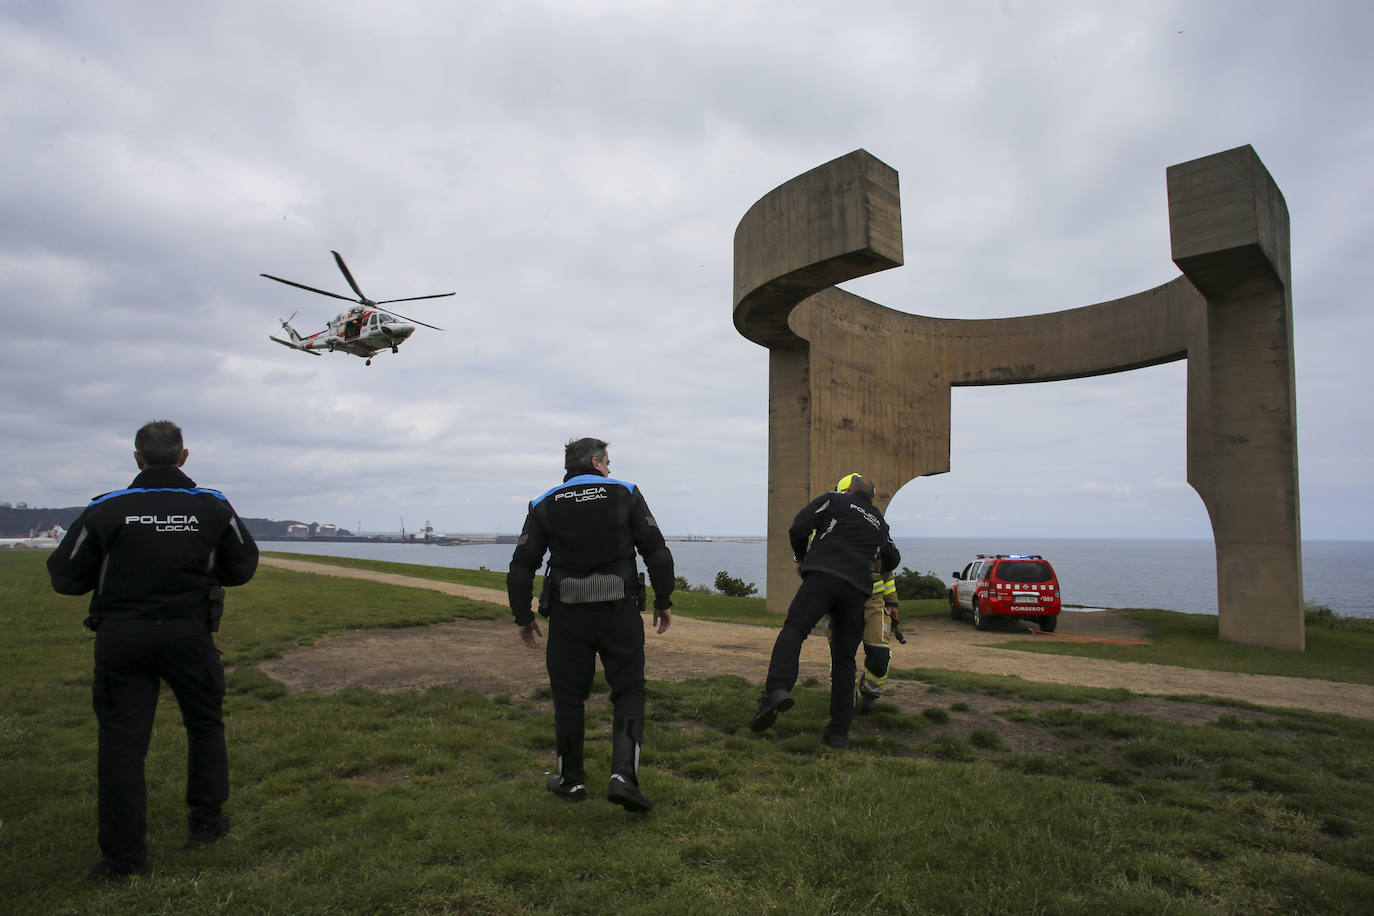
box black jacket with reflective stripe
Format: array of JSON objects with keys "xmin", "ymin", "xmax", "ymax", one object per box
[
  {"xmin": 47, "ymin": 466, "xmax": 259, "ymax": 620},
  {"xmin": 507, "ymin": 471, "xmax": 675, "ymax": 625},
  {"xmin": 789, "ymin": 490, "xmax": 900, "ymax": 595}
]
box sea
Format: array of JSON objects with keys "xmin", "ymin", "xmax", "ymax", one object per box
[{"xmin": 263, "ymin": 536, "xmax": 1374, "ymax": 618}]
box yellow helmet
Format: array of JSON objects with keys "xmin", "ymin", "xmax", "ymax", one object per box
[{"xmin": 835, "ymin": 473, "xmax": 862, "ymax": 492}]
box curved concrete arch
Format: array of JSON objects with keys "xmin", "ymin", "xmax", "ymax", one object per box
[{"xmin": 734, "ymin": 147, "xmax": 1303, "ymax": 650}]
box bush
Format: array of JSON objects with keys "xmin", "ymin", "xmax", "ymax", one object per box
[
  {"xmin": 1305, "ymin": 600, "xmax": 1374, "ymax": 633},
  {"xmin": 892, "ymin": 567, "xmax": 947, "ymax": 600},
  {"xmin": 714, "ymin": 570, "xmax": 759, "ymax": 598},
  {"xmin": 674, "ymin": 575, "xmax": 713, "ymax": 595}
]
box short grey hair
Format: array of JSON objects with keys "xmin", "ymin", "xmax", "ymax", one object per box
[
  {"xmin": 564, "ymin": 437, "xmax": 608, "ymax": 473},
  {"xmin": 135, "ymin": 420, "xmax": 184, "ymax": 467}
]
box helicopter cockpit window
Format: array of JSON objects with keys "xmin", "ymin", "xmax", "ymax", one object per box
[{"xmin": 378, "ymin": 313, "xmax": 394, "ymax": 323}]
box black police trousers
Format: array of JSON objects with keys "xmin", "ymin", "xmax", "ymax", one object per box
[
  {"xmin": 545, "ymin": 600, "xmax": 646, "ymax": 739},
  {"xmin": 92, "ymin": 618, "xmax": 227, "ymax": 868},
  {"xmin": 763, "ymin": 572, "xmax": 867, "ymax": 736}
]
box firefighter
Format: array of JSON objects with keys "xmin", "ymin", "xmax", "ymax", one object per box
[
  {"xmin": 855, "ymin": 562, "xmax": 900, "ymax": 712},
  {"xmin": 47, "ymin": 420, "xmax": 258, "ymax": 880},
  {"xmin": 507, "ymin": 437, "xmax": 674, "ymax": 812}
]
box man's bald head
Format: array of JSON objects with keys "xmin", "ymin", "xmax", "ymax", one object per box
[{"xmin": 845, "ymin": 475, "xmax": 876, "ymax": 499}]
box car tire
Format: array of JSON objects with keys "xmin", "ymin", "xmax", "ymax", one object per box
[
  {"xmin": 1040, "ymin": 614, "xmax": 1058, "ymax": 633},
  {"xmin": 972, "ymin": 601, "xmax": 990, "ymax": 631},
  {"xmin": 948, "ymin": 592, "xmax": 961, "ymax": 620}
]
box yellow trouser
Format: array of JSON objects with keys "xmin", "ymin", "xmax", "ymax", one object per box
[{"xmin": 818, "ymin": 591, "xmax": 893, "ymax": 696}]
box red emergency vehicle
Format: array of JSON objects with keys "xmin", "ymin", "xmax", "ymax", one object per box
[{"xmin": 948, "ymin": 554, "xmax": 1062, "ymax": 631}]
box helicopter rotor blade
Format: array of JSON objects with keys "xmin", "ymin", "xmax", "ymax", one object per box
[
  {"xmin": 260, "ymin": 273, "xmax": 358, "ymax": 304},
  {"xmin": 331, "ymin": 250, "xmax": 370, "ymax": 303},
  {"xmin": 375, "ymin": 292, "xmax": 456, "ymax": 305},
  {"xmin": 381, "ymin": 307, "xmax": 445, "ymax": 331}
]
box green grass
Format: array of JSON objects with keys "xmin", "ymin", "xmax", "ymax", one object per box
[
  {"xmin": 996, "ymin": 607, "xmax": 1374, "ymax": 686},
  {"xmin": 265, "ymin": 550, "xmax": 780, "ymax": 627},
  {"xmin": 223, "ymin": 563, "xmax": 506, "ymax": 666},
  {"xmin": 263, "ymin": 550, "xmax": 515, "ymax": 592},
  {"xmin": 262, "ymin": 554, "xmax": 1374, "ymax": 686},
  {"xmin": 4, "ymin": 550, "xmax": 1374, "ymax": 914}
]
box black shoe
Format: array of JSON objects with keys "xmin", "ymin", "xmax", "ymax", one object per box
[
  {"xmin": 749, "ymin": 688, "xmax": 794, "ymax": 732},
  {"xmin": 88, "ymin": 860, "xmax": 149, "ymax": 881},
  {"xmin": 821, "ymin": 731, "xmax": 848, "ymax": 749},
  {"xmin": 184, "ymin": 814, "xmax": 230, "ymax": 850},
  {"xmin": 856, "ymin": 692, "xmax": 877, "ymax": 715},
  {"xmin": 607, "ymin": 773, "xmax": 653, "ymax": 812},
  {"xmin": 546, "ymin": 773, "xmax": 587, "ymax": 802}
]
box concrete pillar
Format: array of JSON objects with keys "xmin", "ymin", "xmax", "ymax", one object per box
[{"xmin": 1169, "ymin": 146, "xmax": 1303, "ymax": 650}]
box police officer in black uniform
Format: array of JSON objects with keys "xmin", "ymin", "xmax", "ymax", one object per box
[
  {"xmin": 507, "ymin": 437, "xmax": 674, "ymax": 812},
  {"xmin": 47, "ymin": 420, "xmax": 258, "ymax": 880},
  {"xmin": 749, "ymin": 474, "xmax": 899, "ymax": 748}
]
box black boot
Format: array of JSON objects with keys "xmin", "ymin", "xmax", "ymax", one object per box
[
  {"xmin": 546, "ymin": 734, "xmax": 586, "ymax": 802},
  {"xmin": 749, "ymin": 688, "xmax": 794, "ymax": 732},
  {"xmin": 184, "ymin": 814, "xmax": 231, "ymax": 849},
  {"xmin": 607, "ymin": 717, "xmax": 653, "ymax": 812}
]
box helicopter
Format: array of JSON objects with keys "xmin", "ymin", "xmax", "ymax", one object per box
[{"xmin": 262, "ymin": 250, "xmax": 454, "ymax": 365}]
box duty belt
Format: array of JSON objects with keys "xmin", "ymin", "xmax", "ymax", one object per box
[{"xmin": 557, "ymin": 573, "xmax": 629, "ymax": 604}]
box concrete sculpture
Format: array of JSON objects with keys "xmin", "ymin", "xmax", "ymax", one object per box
[{"xmin": 733, "ymin": 146, "xmax": 1303, "ymax": 650}]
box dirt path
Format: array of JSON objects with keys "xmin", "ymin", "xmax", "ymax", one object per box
[{"xmin": 257, "ymin": 557, "xmax": 1374, "ymax": 721}]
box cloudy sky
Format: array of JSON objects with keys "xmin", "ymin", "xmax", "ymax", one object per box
[{"xmin": 4, "ymin": 1, "xmax": 1370, "ymax": 542}]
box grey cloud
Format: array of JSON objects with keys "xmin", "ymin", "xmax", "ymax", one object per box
[{"xmin": 3, "ymin": 1, "xmax": 1370, "ymax": 541}]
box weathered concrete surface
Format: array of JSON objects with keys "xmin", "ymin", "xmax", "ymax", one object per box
[
  {"xmin": 734, "ymin": 147, "xmax": 1304, "ymax": 651},
  {"xmin": 1168, "ymin": 149, "xmax": 1302, "ymax": 650}
]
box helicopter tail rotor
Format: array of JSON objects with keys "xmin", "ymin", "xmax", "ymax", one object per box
[{"xmin": 277, "ymin": 311, "xmax": 302, "ymax": 343}]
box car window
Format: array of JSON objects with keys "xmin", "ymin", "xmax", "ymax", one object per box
[{"xmin": 995, "ymin": 561, "xmax": 1054, "ymax": 583}]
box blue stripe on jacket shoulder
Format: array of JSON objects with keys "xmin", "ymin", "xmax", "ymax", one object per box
[
  {"xmin": 88, "ymin": 487, "xmax": 228, "ymax": 506},
  {"xmin": 530, "ymin": 475, "xmax": 635, "ymax": 508}
]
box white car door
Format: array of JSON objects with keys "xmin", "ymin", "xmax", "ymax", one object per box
[{"xmin": 956, "ymin": 561, "xmax": 983, "ymax": 610}]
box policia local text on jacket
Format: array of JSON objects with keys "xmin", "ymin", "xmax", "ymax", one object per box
[
  {"xmin": 750, "ymin": 481, "xmax": 900, "ymax": 746},
  {"xmin": 788, "ymin": 488, "xmax": 898, "ymax": 595},
  {"xmin": 508, "ymin": 459, "xmax": 674, "ymax": 812},
  {"xmin": 48, "ymin": 463, "xmax": 258, "ymax": 877}
]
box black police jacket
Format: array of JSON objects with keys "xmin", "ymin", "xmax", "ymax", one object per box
[
  {"xmin": 789, "ymin": 490, "xmax": 900, "ymax": 595},
  {"xmin": 47, "ymin": 466, "xmax": 259, "ymax": 621},
  {"xmin": 507, "ymin": 471, "xmax": 675, "ymax": 626}
]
